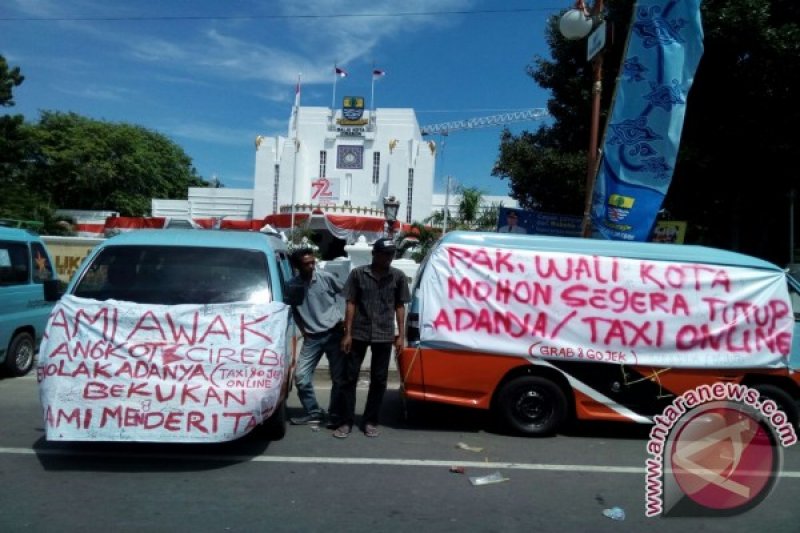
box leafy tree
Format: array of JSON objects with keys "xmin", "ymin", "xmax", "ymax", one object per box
[
  {"xmin": 21, "ymin": 112, "xmax": 208, "ymax": 216},
  {"xmin": 455, "ymin": 187, "xmax": 484, "ymax": 227},
  {"xmin": 667, "ymin": 0, "xmax": 799, "ymax": 262},
  {"xmin": 424, "ymin": 186, "xmax": 501, "ymax": 233},
  {"xmin": 492, "ymin": 2, "xmax": 625, "ymax": 215},
  {"xmin": 494, "ymin": 128, "xmax": 586, "ymax": 214},
  {"xmin": 494, "ymin": 0, "xmax": 800, "ymax": 264},
  {"xmin": 2, "ymin": 56, "xmax": 209, "ymax": 222},
  {"xmin": 0, "ymin": 55, "xmax": 23, "ymax": 107},
  {"xmin": 399, "ymin": 187, "xmax": 501, "ymax": 264},
  {"xmin": 397, "ymin": 222, "xmax": 441, "ymax": 263},
  {"xmin": 0, "ymin": 55, "xmax": 28, "ymax": 183},
  {"xmin": 0, "ymin": 55, "xmax": 42, "ymax": 223}
]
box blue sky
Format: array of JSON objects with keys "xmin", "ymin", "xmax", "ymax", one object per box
[{"xmin": 2, "ymin": 0, "xmax": 561, "ymax": 195}]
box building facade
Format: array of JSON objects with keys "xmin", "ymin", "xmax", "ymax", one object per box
[
  {"xmin": 252, "ymin": 100, "xmax": 435, "ymax": 224},
  {"xmin": 148, "ymin": 99, "xmax": 517, "ymax": 246}
]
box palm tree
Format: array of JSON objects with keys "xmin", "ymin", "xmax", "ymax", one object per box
[
  {"xmin": 445, "ymin": 186, "xmax": 502, "ymax": 231},
  {"xmin": 398, "ymin": 187, "xmax": 504, "ymax": 263},
  {"xmin": 397, "ymin": 222, "xmax": 441, "ymax": 263},
  {"xmin": 456, "ymin": 187, "xmax": 484, "ymax": 229},
  {"xmin": 476, "ymin": 201, "xmax": 502, "ymax": 230}
]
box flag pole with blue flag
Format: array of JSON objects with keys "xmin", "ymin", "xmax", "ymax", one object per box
[{"xmin": 590, "ymin": 0, "xmax": 704, "ymax": 241}]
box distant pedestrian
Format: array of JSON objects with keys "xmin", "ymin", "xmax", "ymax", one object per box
[
  {"xmin": 286, "ymin": 248, "xmax": 346, "ymax": 427},
  {"xmin": 335, "ymin": 238, "xmax": 410, "ymax": 438}
]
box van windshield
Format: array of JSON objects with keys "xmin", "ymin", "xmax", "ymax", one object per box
[{"xmin": 73, "ymin": 245, "xmax": 271, "ymax": 305}]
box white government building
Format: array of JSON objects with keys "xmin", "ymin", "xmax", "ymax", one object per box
[
  {"xmin": 254, "ymin": 101, "xmax": 435, "ymax": 223},
  {"xmin": 152, "ymin": 97, "xmax": 516, "ymax": 250}
]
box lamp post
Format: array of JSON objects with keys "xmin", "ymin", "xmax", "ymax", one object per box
[
  {"xmin": 383, "ymin": 195, "xmax": 400, "ymax": 238},
  {"xmin": 560, "ymin": 0, "xmax": 604, "ymax": 238}
]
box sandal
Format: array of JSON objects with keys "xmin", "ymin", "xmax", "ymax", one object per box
[
  {"xmin": 333, "ymin": 424, "xmax": 352, "ymax": 439},
  {"xmin": 364, "ymin": 424, "xmax": 380, "ymax": 438}
]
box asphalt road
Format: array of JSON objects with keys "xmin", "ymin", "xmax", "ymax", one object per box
[{"xmin": 1, "ymin": 373, "xmax": 798, "ymax": 532}]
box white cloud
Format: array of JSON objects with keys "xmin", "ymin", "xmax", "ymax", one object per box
[
  {"xmin": 258, "ymin": 85, "xmax": 293, "ymax": 104},
  {"xmin": 258, "ymin": 116, "xmax": 291, "ymax": 134},
  {"xmin": 10, "ymin": 0, "xmax": 119, "ymax": 19},
  {"xmin": 9, "ymin": 0, "xmax": 64, "ymax": 17},
  {"xmin": 163, "ymin": 121, "xmax": 257, "ymax": 146},
  {"xmin": 69, "ymin": 0, "xmax": 476, "ymax": 87},
  {"xmin": 129, "ymin": 39, "xmax": 190, "ymax": 62},
  {"xmin": 57, "ymin": 85, "xmax": 130, "ymax": 101},
  {"xmin": 9, "ymin": 0, "xmax": 478, "ymax": 95}
]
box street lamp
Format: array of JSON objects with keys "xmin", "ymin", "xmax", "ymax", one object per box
[
  {"xmin": 383, "ymin": 195, "xmax": 400, "ymax": 238},
  {"xmin": 560, "ymin": 0, "xmax": 605, "ymax": 238}
]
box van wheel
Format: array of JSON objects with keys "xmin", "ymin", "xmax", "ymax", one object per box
[
  {"xmin": 752, "ymin": 384, "xmax": 799, "ymax": 429},
  {"xmin": 4, "ymin": 332, "xmax": 35, "ymax": 377},
  {"xmin": 496, "ymin": 376, "xmax": 568, "ymax": 436},
  {"xmin": 262, "ymin": 400, "xmax": 287, "ymax": 440}
]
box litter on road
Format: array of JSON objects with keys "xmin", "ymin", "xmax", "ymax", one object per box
[
  {"xmin": 469, "ymin": 471, "xmax": 509, "ymax": 486},
  {"xmin": 456, "ymin": 442, "xmax": 484, "ymax": 452}
]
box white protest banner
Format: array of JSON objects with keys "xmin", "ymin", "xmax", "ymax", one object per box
[
  {"xmin": 38, "ymin": 295, "xmax": 290, "ymax": 442},
  {"xmin": 420, "ymin": 244, "xmax": 793, "ymax": 369}
]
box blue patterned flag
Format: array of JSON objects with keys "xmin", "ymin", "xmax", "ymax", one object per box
[{"xmin": 591, "ymin": 0, "xmax": 704, "ymax": 241}]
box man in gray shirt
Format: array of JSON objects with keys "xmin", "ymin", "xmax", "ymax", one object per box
[{"xmin": 286, "ymin": 248, "xmax": 346, "ymax": 426}]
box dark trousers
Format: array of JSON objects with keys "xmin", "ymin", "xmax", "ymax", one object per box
[{"xmin": 341, "ymin": 339, "xmax": 392, "ymax": 427}]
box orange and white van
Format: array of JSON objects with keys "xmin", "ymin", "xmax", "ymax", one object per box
[{"xmin": 399, "ymin": 231, "xmax": 800, "ymax": 436}]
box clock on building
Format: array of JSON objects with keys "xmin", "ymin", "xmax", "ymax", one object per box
[{"xmin": 337, "ymin": 145, "xmax": 363, "ymax": 169}]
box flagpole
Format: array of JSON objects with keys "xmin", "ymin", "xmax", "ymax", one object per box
[
  {"xmin": 290, "ymin": 73, "xmax": 301, "ymax": 242},
  {"xmin": 370, "ymin": 68, "xmax": 384, "ymax": 115},
  {"xmin": 331, "ymin": 65, "xmax": 338, "ymax": 111},
  {"xmin": 371, "ymin": 71, "xmax": 376, "ymax": 113}
]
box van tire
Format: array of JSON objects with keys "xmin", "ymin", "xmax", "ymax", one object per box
[
  {"xmin": 4, "ymin": 332, "xmax": 35, "ymax": 377},
  {"xmin": 262, "ymin": 400, "xmax": 287, "ymax": 440},
  {"xmin": 496, "ymin": 376, "xmax": 568, "ymax": 436},
  {"xmin": 752, "ymin": 384, "xmax": 799, "ymax": 429}
]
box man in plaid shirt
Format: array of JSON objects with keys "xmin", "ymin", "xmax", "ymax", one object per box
[{"xmin": 335, "ymin": 238, "xmax": 410, "ymax": 438}]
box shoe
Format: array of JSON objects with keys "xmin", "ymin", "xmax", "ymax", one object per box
[
  {"xmin": 364, "ymin": 424, "xmax": 380, "ymax": 438},
  {"xmin": 333, "ymin": 424, "xmax": 352, "ymax": 439},
  {"xmin": 290, "ymin": 413, "xmax": 324, "ymax": 425}
]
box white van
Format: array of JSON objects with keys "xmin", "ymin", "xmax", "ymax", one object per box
[{"xmin": 400, "ymin": 231, "xmax": 800, "ymax": 436}]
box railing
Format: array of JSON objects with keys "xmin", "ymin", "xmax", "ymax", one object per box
[{"xmin": 279, "ymin": 204, "xmax": 384, "ymax": 216}]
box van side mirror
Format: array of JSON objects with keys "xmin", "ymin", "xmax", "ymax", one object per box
[{"xmin": 43, "ymin": 279, "xmax": 64, "ymax": 302}]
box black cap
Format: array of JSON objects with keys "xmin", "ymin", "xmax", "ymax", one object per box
[{"xmin": 373, "ymin": 237, "xmax": 397, "ymax": 253}]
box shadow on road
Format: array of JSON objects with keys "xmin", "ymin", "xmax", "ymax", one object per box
[
  {"xmin": 31, "ymin": 427, "xmax": 276, "ymax": 472},
  {"xmin": 382, "ymin": 389, "xmax": 652, "ymax": 441}
]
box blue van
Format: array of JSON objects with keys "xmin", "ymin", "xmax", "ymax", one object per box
[
  {"xmin": 0, "ymin": 227, "xmax": 56, "ymax": 377},
  {"xmin": 39, "ymin": 229, "xmax": 298, "ymax": 441}
]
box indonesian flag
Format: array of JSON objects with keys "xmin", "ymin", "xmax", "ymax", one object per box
[
  {"xmin": 372, "ymin": 69, "xmax": 385, "ymax": 79},
  {"xmin": 294, "ymin": 79, "xmax": 301, "ymax": 107},
  {"xmin": 335, "ymin": 66, "xmax": 348, "ymax": 77}
]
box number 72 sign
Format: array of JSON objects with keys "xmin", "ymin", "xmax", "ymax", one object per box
[{"xmin": 310, "ymin": 177, "xmax": 340, "ymax": 203}]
